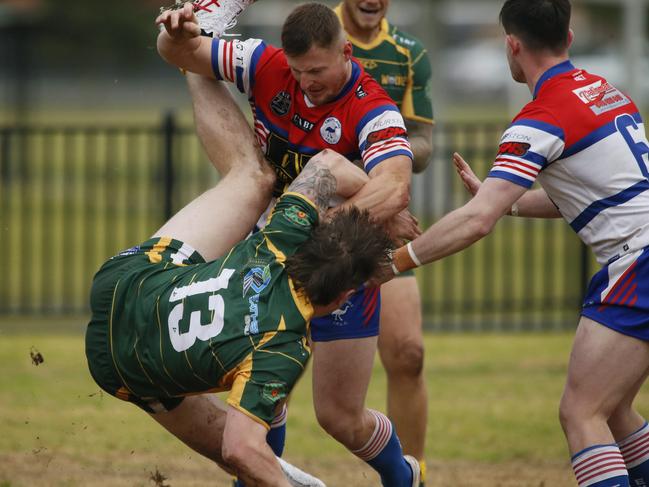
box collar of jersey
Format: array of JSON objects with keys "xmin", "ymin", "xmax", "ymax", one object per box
[
  {"xmin": 303, "ymin": 59, "xmax": 361, "ymax": 108},
  {"xmin": 533, "ymin": 59, "xmax": 575, "ymax": 99},
  {"xmin": 333, "ymin": 3, "xmax": 391, "ymax": 51}
]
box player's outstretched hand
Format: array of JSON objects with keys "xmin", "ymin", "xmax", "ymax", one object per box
[
  {"xmin": 453, "ymin": 152, "xmax": 482, "ymax": 196},
  {"xmin": 384, "ymin": 209, "xmax": 421, "ymax": 247},
  {"xmin": 156, "ymin": 2, "xmax": 201, "ymax": 40}
]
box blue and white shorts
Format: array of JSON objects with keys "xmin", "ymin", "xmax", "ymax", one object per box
[
  {"xmin": 310, "ymin": 285, "xmax": 381, "ymax": 342},
  {"xmin": 582, "ymin": 246, "xmax": 649, "ymax": 341}
]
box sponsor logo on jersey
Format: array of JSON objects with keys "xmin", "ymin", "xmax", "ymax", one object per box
[
  {"xmin": 243, "ymin": 265, "xmax": 271, "ymax": 335},
  {"xmin": 572, "ymin": 70, "xmax": 586, "ymax": 82},
  {"xmin": 359, "ymin": 59, "xmax": 378, "ymax": 70},
  {"xmin": 355, "ymin": 84, "xmax": 368, "ymax": 99},
  {"xmin": 367, "ymin": 126, "xmax": 408, "ymax": 147},
  {"xmin": 262, "ymin": 381, "xmax": 288, "ymax": 403},
  {"xmin": 381, "ymin": 74, "xmax": 407, "ymax": 87},
  {"xmin": 502, "ymin": 132, "xmax": 532, "ymax": 142},
  {"xmin": 320, "ymin": 117, "xmax": 342, "ymax": 144},
  {"xmin": 498, "ymin": 141, "xmax": 531, "ymax": 157},
  {"xmin": 116, "ymin": 245, "xmax": 140, "ymax": 257},
  {"xmin": 270, "ymin": 91, "xmax": 291, "ymax": 116},
  {"xmin": 393, "ymin": 33, "xmax": 415, "ymax": 47},
  {"xmin": 291, "ymin": 113, "xmax": 315, "ymax": 132},
  {"xmin": 283, "ymin": 205, "xmax": 311, "ymax": 226},
  {"xmin": 572, "ymin": 80, "xmax": 631, "ymax": 115}
]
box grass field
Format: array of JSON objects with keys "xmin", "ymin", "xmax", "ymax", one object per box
[{"xmin": 5, "ymin": 320, "xmax": 646, "ymax": 486}]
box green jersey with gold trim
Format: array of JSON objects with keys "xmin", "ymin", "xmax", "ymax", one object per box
[
  {"xmin": 335, "ymin": 4, "xmax": 434, "ymax": 125},
  {"xmin": 96, "ymin": 193, "xmax": 317, "ymax": 401}
]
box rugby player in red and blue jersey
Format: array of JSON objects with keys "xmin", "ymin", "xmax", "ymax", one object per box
[
  {"xmin": 385, "ymin": 1, "xmax": 649, "ymax": 486},
  {"xmin": 156, "ymin": 2, "xmax": 421, "ymax": 486}
]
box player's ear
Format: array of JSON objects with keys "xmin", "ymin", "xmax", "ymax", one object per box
[
  {"xmin": 505, "ymin": 34, "xmax": 520, "ymax": 56},
  {"xmin": 567, "ymin": 29, "xmax": 574, "ymax": 49},
  {"xmin": 343, "ymin": 40, "xmax": 353, "ymax": 61}
]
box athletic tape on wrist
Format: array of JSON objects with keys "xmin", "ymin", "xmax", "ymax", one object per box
[
  {"xmin": 392, "ymin": 244, "xmax": 419, "ymax": 273},
  {"xmin": 406, "ymin": 242, "xmax": 422, "ymax": 267}
]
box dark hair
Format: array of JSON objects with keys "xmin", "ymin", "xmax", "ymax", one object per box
[
  {"xmin": 500, "ymin": 0, "xmax": 571, "ymax": 53},
  {"xmin": 284, "ymin": 207, "xmax": 393, "ymax": 306},
  {"xmin": 281, "ymin": 2, "xmax": 343, "ymax": 57}
]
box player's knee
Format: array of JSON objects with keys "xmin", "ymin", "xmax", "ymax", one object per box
[
  {"xmin": 222, "ymin": 435, "xmax": 257, "ymax": 471},
  {"xmin": 382, "ymin": 339, "xmax": 424, "ymax": 378},
  {"xmin": 315, "ymin": 405, "xmax": 360, "ymax": 444}
]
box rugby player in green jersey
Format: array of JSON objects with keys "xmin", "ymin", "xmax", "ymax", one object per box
[
  {"xmin": 336, "ymin": 1, "xmax": 434, "ymax": 483},
  {"xmin": 84, "ymin": 81, "xmax": 393, "ymax": 487}
]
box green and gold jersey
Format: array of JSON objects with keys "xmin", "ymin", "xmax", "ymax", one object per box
[
  {"xmin": 88, "ymin": 193, "xmax": 317, "ymax": 412},
  {"xmin": 335, "ymin": 4, "xmax": 434, "ymax": 125}
]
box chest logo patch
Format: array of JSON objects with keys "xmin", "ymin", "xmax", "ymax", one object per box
[
  {"xmin": 320, "ymin": 117, "xmax": 342, "ymax": 145},
  {"xmin": 270, "ymin": 91, "xmax": 291, "ymax": 116}
]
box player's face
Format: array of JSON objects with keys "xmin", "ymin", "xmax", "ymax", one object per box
[
  {"xmin": 286, "ymin": 41, "xmax": 353, "ymax": 106},
  {"xmin": 342, "ymin": 0, "xmax": 390, "ymax": 32}
]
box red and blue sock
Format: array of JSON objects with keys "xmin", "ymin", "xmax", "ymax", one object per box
[
  {"xmin": 351, "ymin": 410, "xmax": 413, "ymax": 487},
  {"xmin": 619, "ymin": 421, "xmax": 649, "ymax": 486},
  {"xmin": 572, "ymin": 444, "xmax": 630, "ymax": 487}
]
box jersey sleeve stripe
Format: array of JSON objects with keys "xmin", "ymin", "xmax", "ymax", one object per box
[
  {"xmin": 362, "ymin": 138, "xmax": 410, "ymax": 160},
  {"xmin": 356, "ymin": 105, "xmax": 403, "ymax": 138},
  {"xmin": 495, "ymin": 155, "xmax": 543, "ymax": 171},
  {"xmin": 211, "ymin": 38, "xmax": 222, "ymax": 81},
  {"xmin": 569, "ymin": 179, "xmax": 649, "ymax": 233},
  {"xmin": 513, "ymin": 118, "xmax": 565, "ymax": 141},
  {"xmin": 493, "ymin": 159, "xmax": 540, "ymax": 178},
  {"xmin": 560, "ymin": 112, "xmax": 643, "ymax": 160},
  {"xmin": 364, "ymin": 149, "xmax": 414, "ymax": 174},
  {"xmin": 487, "ymin": 169, "xmax": 535, "ymax": 188},
  {"xmin": 211, "ymin": 38, "xmax": 266, "ymax": 95},
  {"xmin": 247, "ymin": 41, "xmax": 265, "ymax": 93}
]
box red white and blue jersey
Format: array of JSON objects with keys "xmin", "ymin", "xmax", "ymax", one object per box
[
  {"xmin": 489, "ymin": 61, "xmax": 649, "ymax": 265},
  {"xmin": 210, "ymin": 38, "xmax": 413, "ymax": 195}
]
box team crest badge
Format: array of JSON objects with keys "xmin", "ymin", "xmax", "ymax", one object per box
[
  {"xmin": 284, "ymin": 205, "xmax": 310, "ymax": 226},
  {"xmin": 270, "ymin": 91, "xmax": 291, "ymax": 116},
  {"xmin": 262, "ymin": 381, "xmax": 288, "ymax": 403},
  {"xmin": 320, "ymin": 117, "xmax": 342, "ymax": 145}
]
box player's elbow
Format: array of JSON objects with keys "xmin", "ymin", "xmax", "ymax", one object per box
[
  {"xmin": 412, "ymin": 142, "xmax": 433, "ymax": 174},
  {"xmin": 310, "ymin": 148, "xmax": 346, "ymax": 171},
  {"xmin": 156, "ymin": 34, "xmax": 174, "ymax": 65}
]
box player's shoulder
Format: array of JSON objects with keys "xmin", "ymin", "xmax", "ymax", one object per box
[
  {"xmin": 354, "ymin": 67, "xmax": 399, "ymax": 107},
  {"xmin": 388, "ymin": 24, "xmax": 427, "ymax": 56}
]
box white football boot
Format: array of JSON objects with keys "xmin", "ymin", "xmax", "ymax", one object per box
[
  {"xmin": 192, "ymin": 0, "xmax": 255, "ymax": 37},
  {"xmin": 277, "ymin": 456, "xmax": 327, "ymax": 487}
]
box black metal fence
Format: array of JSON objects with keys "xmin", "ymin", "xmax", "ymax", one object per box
[{"xmin": 0, "ymin": 114, "xmax": 592, "ymax": 330}]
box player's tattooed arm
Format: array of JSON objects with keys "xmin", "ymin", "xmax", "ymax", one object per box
[
  {"xmin": 287, "ymin": 149, "xmax": 370, "ymax": 216},
  {"xmin": 287, "ymin": 162, "xmax": 337, "ymax": 216}
]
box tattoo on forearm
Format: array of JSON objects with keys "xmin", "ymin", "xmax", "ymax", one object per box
[{"xmin": 288, "ymin": 163, "xmax": 337, "ymax": 211}]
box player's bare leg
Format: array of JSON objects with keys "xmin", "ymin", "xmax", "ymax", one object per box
[
  {"xmin": 153, "ymin": 76, "xmax": 275, "ymax": 261},
  {"xmin": 312, "ymin": 337, "xmax": 417, "ymax": 486},
  {"xmin": 560, "ymin": 316, "xmax": 649, "ymax": 485},
  {"xmin": 222, "ymin": 406, "xmax": 291, "ymax": 487},
  {"xmin": 312, "ymin": 337, "xmax": 378, "ymax": 450},
  {"xmin": 607, "ymin": 368, "xmax": 649, "ymax": 441},
  {"xmin": 149, "ymin": 394, "xmax": 232, "ymax": 472},
  {"xmin": 378, "ymin": 277, "xmax": 427, "ymax": 469}
]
